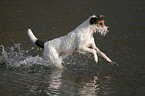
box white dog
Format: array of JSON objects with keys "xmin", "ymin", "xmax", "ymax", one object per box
[{"xmin": 27, "ymin": 15, "xmax": 113, "ymax": 69}]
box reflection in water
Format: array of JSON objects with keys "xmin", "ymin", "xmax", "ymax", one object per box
[
  {"xmin": 28, "ymin": 69, "xmax": 63, "ymax": 95},
  {"xmin": 46, "ymin": 69, "xmax": 63, "ymax": 95},
  {"xmin": 79, "ymin": 75, "xmax": 112, "ymax": 96}
]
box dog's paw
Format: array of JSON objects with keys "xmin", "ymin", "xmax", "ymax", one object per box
[
  {"xmin": 110, "ymin": 61, "xmax": 119, "ymax": 66},
  {"xmin": 107, "ymin": 59, "xmax": 113, "ymax": 63},
  {"xmin": 95, "ymin": 58, "xmax": 98, "ymax": 64}
]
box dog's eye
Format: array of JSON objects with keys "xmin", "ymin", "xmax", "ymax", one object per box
[{"xmin": 99, "ymin": 23, "xmax": 103, "ymax": 25}]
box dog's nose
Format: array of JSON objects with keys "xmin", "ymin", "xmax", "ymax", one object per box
[{"xmin": 107, "ymin": 28, "xmax": 109, "ymax": 30}]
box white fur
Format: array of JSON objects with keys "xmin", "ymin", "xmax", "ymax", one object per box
[{"xmin": 28, "ymin": 15, "xmax": 112, "ymax": 69}]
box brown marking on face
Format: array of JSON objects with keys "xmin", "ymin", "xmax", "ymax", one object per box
[{"xmin": 94, "ymin": 20, "xmax": 105, "ymax": 28}]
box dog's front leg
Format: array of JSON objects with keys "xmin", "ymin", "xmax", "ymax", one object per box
[
  {"xmin": 91, "ymin": 42, "xmax": 112, "ymax": 63},
  {"xmin": 96, "ymin": 47, "xmax": 112, "ymax": 63},
  {"xmin": 79, "ymin": 47, "xmax": 98, "ymax": 63}
]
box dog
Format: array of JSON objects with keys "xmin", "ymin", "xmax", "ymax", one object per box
[{"xmin": 27, "ymin": 15, "xmax": 113, "ymax": 69}]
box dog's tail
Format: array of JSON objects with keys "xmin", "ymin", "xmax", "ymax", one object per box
[{"xmin": 27, "ymin": 29, "xmax": 44, "ymax": 49}]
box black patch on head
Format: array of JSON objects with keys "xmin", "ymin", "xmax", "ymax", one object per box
[
  {"xmin": 90, "ymin": 17, "xmax": 98, "ymax": 25},
  {"xmin": 90, "ymin": 15, "xmax": 104, "ymax": 25}
]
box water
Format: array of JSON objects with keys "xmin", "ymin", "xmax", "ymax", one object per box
[{"xmin": 0, "ymin": 0, "xmax": 145, "ymax": 96}]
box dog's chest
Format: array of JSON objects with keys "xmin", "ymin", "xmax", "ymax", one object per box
[{"xmin": 78, "ymin": 32, "xmax": 93, "ymax": 44}]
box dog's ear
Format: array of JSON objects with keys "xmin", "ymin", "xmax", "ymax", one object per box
[
  {"xmin": 90, "ymin": 17, "xmax": 98, "ymax": 25},
  {"xmin": 99, "ymin": 15, "xmax": 105, "ymax": 18},
  {"xmin": 97, "ymin": 15, "xmax": 105, "ymax": 20}
]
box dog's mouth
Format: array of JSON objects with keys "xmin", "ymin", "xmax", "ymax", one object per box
[{"xmin": 95, "ymin": 26, "xmax": 109, "ymax": 36}]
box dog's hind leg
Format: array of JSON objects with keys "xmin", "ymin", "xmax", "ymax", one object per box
[{"xmin": 44, "ymin": 47, "xmax": 63, "ymax": 69}]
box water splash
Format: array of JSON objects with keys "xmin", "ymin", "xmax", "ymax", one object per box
[
  {"xmin": 0, "ymin": 45, "xmax": 8, "ymax": 64},
  {"xmin": 0, "ymin": 44, "xmax": 49, "ymax": 69},
  {"xmin": 0, "ymin": 44, "xmax": 96, "ymax": 71}
]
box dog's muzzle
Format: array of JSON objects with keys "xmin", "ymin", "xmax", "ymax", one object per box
[{"xmin": 94, "ymin": 25, "xmax": 109, "ymax": 36}]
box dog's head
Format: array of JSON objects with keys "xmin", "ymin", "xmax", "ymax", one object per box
[{"xmin": 89, "ymin": 15, "xmax": 109, "ymax": 36}]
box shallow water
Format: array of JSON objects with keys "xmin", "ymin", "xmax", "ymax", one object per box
[{"xmin": 0, "ymin": 0, "xmax": 145, "ymax": 96}]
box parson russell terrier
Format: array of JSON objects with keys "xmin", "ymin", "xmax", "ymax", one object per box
[{"xmin": 27, "ymin": 15, "xmax": 113, "ymax": 69}]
